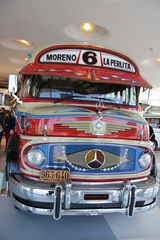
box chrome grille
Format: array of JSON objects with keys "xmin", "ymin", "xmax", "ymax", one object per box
[{"xmin": 56, "ymin": 121, "xmax": 136, "ymax": 135}]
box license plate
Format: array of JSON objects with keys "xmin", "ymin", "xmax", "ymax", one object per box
[{"xmin": 40, "ymin": 170, "xmax": 70, "ymax": 182}]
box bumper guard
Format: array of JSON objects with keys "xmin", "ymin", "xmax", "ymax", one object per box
[{"xmin": 9, "ymin": 174, "xmax": 159, "ymax": 220}]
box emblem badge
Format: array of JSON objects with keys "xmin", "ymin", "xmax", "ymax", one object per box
[{"xmin": 85, "ymin": 149, "xmax": 105, "ymax": 169}]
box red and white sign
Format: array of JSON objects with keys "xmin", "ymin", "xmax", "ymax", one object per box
[{"xmin": 38, "ymin": 48, "xmax": 136, "ymax": 73}]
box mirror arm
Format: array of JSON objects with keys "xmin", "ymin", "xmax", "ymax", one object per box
[{"xmin": 11, "ymin": 93, "xmax": 23, "ymax": 105}]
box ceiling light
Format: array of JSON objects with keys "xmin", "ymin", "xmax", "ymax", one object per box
[
  {"xmin": 156, "ymin": 58, "xmax": 160, "ymax": 62},
  {"xmin": 0, "ymin": 38, "xmax": 33, "ymax": 51},
  {"xmin": 81, "ymin": 22, "xmax": 95, "ymax": 33},
  {"xmin": 9, "ymin": 38, "xmax": 32, "ymax": 47},
  {"xmin": 65, "ymin": 23, "xmax": 109, "ymax": 41},
  {"xmin": 18, "ymin": 39, "xmax": 32, "ymax": 46}
]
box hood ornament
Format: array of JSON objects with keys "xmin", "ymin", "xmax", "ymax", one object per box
[
  {"xmin": 96, "ymin": 101, "xmax": 104, "ymax": 118},
  {"xmin": 92, "ymin": 101, "xmax": 105, "ymax": 135}
]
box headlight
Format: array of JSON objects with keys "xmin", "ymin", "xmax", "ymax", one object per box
[
  {"xmin": 138, "ymin": 153, "xmax": 152, "ymax": 169},
  {"xmin": 26, "ymin": 149, "xmax": 45, "ymax": 166}
]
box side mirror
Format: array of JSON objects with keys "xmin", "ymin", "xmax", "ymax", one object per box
[{"xmin": 8, "ymin": 74, "xmax": 17, "ymax": 94}]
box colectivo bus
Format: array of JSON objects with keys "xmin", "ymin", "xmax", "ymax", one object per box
[{"xmin": 4, "ymin": 44, "xmax": 159, "ymax": 220}]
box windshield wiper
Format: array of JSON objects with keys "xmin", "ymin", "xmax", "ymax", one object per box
[
  {"xmin": 86, "ymin": 96, "xmax": 117, "ymax": 103},
  {"xmin": 53, "ymin": 95, "xmax": 116, "ymax": 104},
  {"xmin": 53, "ymin": 95, "xmax": 87, "ymax": 104}
]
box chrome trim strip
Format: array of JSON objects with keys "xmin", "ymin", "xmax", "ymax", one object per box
[
  {"xmin": 12, "ymin": 197, "xmax": 157, "ymax": 217},
  {"xmin": 70, "ymin": 170, "xmax": 151, "ymax": 180},
  {"xmin": 9, "ymin": 173, "xmax": 159, "ymax": 219},
  {"xmin": 20, "ymin": 135, "xmax": 152, "ymax": 149},
  {"xmin": 10, "ymin": 174, "xmax": 159, "ymax": 204}
]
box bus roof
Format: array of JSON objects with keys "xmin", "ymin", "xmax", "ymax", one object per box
[{"xmin": 20, "ymin": 44, "xmax": 151, "ymax": 88}]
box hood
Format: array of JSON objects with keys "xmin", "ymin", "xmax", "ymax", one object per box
[{"xmin": 17, "ymin": 102, "xmax": 148, "ymax": 140}]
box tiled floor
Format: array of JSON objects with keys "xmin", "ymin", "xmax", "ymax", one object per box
[{"xmin": 0, "ymin": 139, "xmax": 160, "ymax": 240}]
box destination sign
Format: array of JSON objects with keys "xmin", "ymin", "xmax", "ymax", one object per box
[{"xmin": 38, "ymin": 48, "xmax": 136, "ymax": 73}]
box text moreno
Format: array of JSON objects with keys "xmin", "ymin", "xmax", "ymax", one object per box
[{"xmin": 46, "ymin": 54, "xmax": 77, "ymax": 61}]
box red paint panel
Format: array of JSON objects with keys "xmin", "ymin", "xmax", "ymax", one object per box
[{"xmin": 23, "ymin": 118, "xmax": 145, "ymax": 140}]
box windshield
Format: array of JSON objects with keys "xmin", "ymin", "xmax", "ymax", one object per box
[{"xmin": 28, "ymin": 75, "xmax": 138, "ymax": 106}]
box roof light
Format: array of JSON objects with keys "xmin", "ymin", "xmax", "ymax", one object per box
[
  {"xmin": 0, "ymin": 38, "xmax": 33, "ymax": 51},
  {"xmin": 81, "ymin": 22, "xmax": 95, "ymax": 33},
  {"xmin": 18, "ymin": 39, "xmax": 31, "ymax": 46}
]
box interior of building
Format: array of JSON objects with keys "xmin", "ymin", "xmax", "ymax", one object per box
[{"xmin": 0, "ymin": 1, "xmax": 160, "ymax": 239}]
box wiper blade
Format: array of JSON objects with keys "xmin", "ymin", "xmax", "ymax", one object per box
[
  {"xmin": 87, "ymin": 96, "xmax": 116, "ymax": 103},
  {"xmin": 53, "ymin": 95, "xmax": 117, "ymax": 104}
]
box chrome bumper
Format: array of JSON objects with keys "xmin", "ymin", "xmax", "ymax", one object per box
[{"xmin": 9, "ymin": 174, "xmax": 159, "ymax": 220}]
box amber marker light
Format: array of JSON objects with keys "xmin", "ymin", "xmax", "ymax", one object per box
[{"xmin": 81, "ymin": 22, "xmax": 95, "ymax": 33}]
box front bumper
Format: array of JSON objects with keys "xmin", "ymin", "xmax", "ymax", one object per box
[{"xmin": 9, "ymin": 174, "xmax": 159, "ymax": 220}]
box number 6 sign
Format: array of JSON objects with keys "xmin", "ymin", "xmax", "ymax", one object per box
[{"xmin": 38, "ymin": 46, "xmax": 136, "ymax": 73}]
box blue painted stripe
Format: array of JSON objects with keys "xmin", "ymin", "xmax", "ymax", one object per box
[
  {"xmin": 17, "ymin": 111, "xmax": 28, "ymax": 117},
  {"xmin": 17, "ymin": 111, "xmax": 95, "ymax": 118},
  {"xmin": 103, "ymin": 111, "xmax": 131, "ymax": 116},
  {"xmin": 107, "ymin": 116, "xmax": 147, "ymax": 125},
  {"xmin": 59, "ymin": 108, "xmax": 92, "ymax": 113}
]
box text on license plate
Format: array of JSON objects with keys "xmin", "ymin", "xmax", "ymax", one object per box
[{"xmin": 40, "ymin": 170, "xmax": 70, "ymax": 182}]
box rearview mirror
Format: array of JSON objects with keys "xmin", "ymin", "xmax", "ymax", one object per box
[{"xmin": 8, "ymin": 74, "xmax": 17, "ymax": 94}]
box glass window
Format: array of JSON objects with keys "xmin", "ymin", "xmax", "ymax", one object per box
[
  {"xmin": 20, "ymin": 77, "xmax": 31, "ymax": 98},
  {"xmin": 29, "ymin": 74, "xmax": 138, "ymax": 106}
]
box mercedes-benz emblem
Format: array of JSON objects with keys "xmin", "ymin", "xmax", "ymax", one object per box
[{"xmin": 85, "ymin": 149, "xmax": 105, "ymax": 169}]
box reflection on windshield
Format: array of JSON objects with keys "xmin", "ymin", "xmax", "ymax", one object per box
[{"xmin": 30, "ymin": 75, "xmax": 138, "ymax": 106}]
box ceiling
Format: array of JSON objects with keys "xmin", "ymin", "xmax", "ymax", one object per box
[{"xmin": 1, "ymin": 0, "xmax": 160, "ymax": 103}]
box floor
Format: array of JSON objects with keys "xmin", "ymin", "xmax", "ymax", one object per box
[{"xmin": 0, "ymin": 138, "xmax": 160, "ymax": 240}]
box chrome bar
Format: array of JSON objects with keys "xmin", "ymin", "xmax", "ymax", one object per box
[
  {"xmin": 127, "ymin": 184, "xmax": 136, "ymax": 217},
  {"xmin": 12, "ymin": 197, "xmax": 157, "ymax": 217},
  {"xmin": 64, "ymin": 181, "xmax": 71, "ymax": 210},
  {"xmin": 9, "ymin": 174, "xmax": 159, "ymax": 219},
  {"xmin": 53, "ymin": 185, "xmax": 63, "ymax": 220}
]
